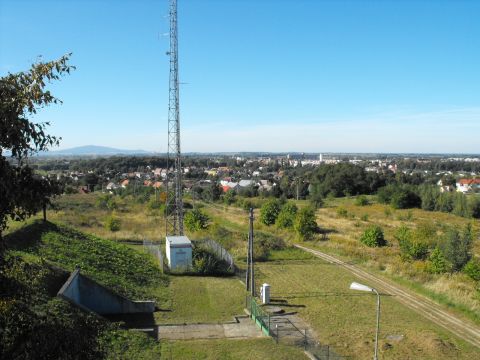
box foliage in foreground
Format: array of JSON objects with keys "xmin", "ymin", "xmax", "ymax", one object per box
[
  {"xmin": 0, "ymin": 252, "xmax": 162, "ymax": 359},
  {"xmin": 5, "ymin": 221, "xmax": 168, "ymax": 301},
  {"xmin": 1, "ymin": 55, "xmax": 74, "ymax": 246}
]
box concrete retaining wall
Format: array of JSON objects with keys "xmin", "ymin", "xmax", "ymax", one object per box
[{"xmin": 58, "ymin": 269, "xmax": 155, "ymax": 315}]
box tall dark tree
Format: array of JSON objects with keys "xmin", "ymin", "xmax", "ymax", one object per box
[{"xmin": 0, "ymin": 54, "xmax": 74, "ymax": 251}]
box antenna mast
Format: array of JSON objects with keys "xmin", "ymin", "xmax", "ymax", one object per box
[{"xmin": 165, "ymin": 0, "xmax": 184, "ymax": 236}]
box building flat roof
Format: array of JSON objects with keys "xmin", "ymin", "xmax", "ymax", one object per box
[{"xmin": 166, "ymin": 235, "xmax": 192, "ymax": 247}]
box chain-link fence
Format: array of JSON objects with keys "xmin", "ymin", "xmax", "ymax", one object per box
[
  {"xmin": 197, "ymin": 238, "xmax": 235, "ymax": 273},
  {"xmin": 143, "ymin": 239, "xmax": 165, "ymax": 272}
]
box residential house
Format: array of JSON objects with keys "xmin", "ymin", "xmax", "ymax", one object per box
[{"xmin": 456, "ymin": 179, "xmax": 480, "ymax": 193}]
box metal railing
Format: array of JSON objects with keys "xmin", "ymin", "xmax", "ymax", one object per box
[{"xmin": 246, "ymin": 295, "xmax": 272, "ymax": 336}]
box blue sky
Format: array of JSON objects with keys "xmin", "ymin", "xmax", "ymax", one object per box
[{"xmin": 1, "ymin": 0, "xmax": 479, "ymax": 153}]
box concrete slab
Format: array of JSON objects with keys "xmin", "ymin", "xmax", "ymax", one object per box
[{"xmin": 158, "ymin": 317, "xmax": 264, "ymax": 340}]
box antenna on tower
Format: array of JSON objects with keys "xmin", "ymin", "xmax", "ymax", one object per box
[{"xmin": 165, "ymin": 0, "xmax": 184, "ymax": 236}]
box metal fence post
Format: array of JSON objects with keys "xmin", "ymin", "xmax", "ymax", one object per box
[{"xmin": 275, "ymin": 324, "xmax": 278, "ymax": 344}]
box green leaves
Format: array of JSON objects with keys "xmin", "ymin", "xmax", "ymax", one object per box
[
  {"xmin": 360, "ymin": 225, "xmax": 386, "ymax": 247},
  {"xmin": 1, "ymin": 55, "xmax": 74, "ymax": 240}
]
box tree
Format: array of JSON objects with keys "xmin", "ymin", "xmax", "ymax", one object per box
[
  {"xmin": 470, "ymin": 196, "xmax": 480, "ymax": 219},
  {"xmin": 441, "ymin": 225, "xmax": 473, "ymax": 271},
  {"xmin": 223, "ymin": 189, "xmax": 235, "ymax": 205},
  {"xmin": 259, "ymin": 199, "xmax": 281, "ymax": 226},
  {"xmin": 276, "ymin": 202, "xmax": 298, "ymax": 229},
  {"xmin": 294, "ymin": 207, "xmax": 317, "ymax": 240},
  {"xmin": 463, "ymin": 258, "xmax": 480, "ymax": 281},
  {"xmin": 360, "ymin": 225, "xmax": 386, "ymax": 247},
  {"xmin": 0, "ymin": 54, "xmax": 74, "ymax": 251}
]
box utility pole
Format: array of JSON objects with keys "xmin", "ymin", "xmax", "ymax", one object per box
[
  {"xmin": 165, "ymin": 0, "xmax": 184, "ymax": 236},
  {"xmin": 245, "ymin": 208, "xmax": 251, "ymax": 291},
  {"xmin": 249, "ymin": 208, "xmax": 255, "ymax": 296}
]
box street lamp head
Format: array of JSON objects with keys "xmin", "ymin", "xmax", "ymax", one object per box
[{"xmin": 350, "ymin": 282, "xmax": 374, "ymax": 293}]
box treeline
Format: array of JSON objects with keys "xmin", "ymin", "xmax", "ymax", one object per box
[
  {"xmin": 35, "ymin": 156, "xmax": 241, "ymax": 173},
  {"xmin": 396, "ymin": 159, "xmax": 480, "ymax": 173},
  {"xmin": 377, "ymin": 184, "xmax": 480, "ymax": 219}
]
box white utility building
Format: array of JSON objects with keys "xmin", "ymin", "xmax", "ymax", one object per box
[{"xmin": 166, "ymin": 236, "xmax": 192, "ymax": 271}]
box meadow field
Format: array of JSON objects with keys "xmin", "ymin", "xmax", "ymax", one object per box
[{"xmin": 7, "ymin": 192, "xmax": 479, "ymax": 358}]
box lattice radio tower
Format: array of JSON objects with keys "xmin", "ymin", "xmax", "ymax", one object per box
[{"xmin": 165, "ymin": 0, "xmax": 184, "ymax": 236}]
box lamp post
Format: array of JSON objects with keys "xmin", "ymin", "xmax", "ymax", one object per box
[{"xmin": 350, "ymin": 282, "xmax": 381, "ymax": 360}]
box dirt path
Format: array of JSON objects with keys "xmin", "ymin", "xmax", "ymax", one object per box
[{"xmin": 294, "ymin": 244, "xmax": 480, "ymax": 349}]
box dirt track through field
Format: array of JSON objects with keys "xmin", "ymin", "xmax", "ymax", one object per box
[{"xmin": 294, "ymin": 244, "xmax": 480, "ymax": 349}]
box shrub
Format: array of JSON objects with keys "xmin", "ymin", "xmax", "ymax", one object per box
[
  {"xmin": 360, "ymin": 225, "xmax": 386, "ymax": 247},
  {"xmin": 309, "ymin": 192, "xmax": 324, "ymax": 209},
  {"xmin": 360, "ymin": 214, "xmax": 369, "ymax": 222},
  {"xmin": 104, "ymin": 215, "xmax": 121, "ymax": 232},
  {"xmin": 395, "ymin": 226, "xmax": 429, "ymax": 260},
  {"xmin": 184, "ymin": 209, "xmax": 209, "ymax": 232},
  {"xmin": 192, "ymin": 246, "xmax": 230, "ymax": 275},
  {"xmin": 428, "ymin": 247, "xmax": 449, "ymax": 274},
  {"xmin": 336, "ymin": 207, "xmax": 348, "ymax": 218},
  {"xmin": 355, "ymin": 196, "xmax": 370, "ymax": 206},
  {"xmin": 441, "ymin": 224, "xmax": 473, "ymax": 272},
  {"xmin": 384, "ymin": 207, "xmax": 392, "ymax": 217},
  {"xmin": 469, "ymin": 196, "xmax": 480, "ymax": 219},
  {"xmin": 463, "ymin": 258, "xmax": 480, "ymax": 281},
  {"xmin": 276, "ymin": 202, "xmax": 298, "ymax": 229},
  {"xmin": 223, "ymin": 189, "xmax": 236, "ymax": 205},
  {"xmin": 251, "ymin": 232, "xmax": 286, "ymax": 261},
  {"xmin": 259, "ymin": 199, "xmax": 281, "ymax": 226},
  {"xmin": 294, "ymin": 207, "xmax": 317, "ymax": 241}
]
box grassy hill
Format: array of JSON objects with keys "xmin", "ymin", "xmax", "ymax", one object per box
[{"xmin": 1, "ymin": 220, "xmax": 166, "ymax": 359}]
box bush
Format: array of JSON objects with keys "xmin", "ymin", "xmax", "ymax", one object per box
[
  {"xmin": 360, "ymin": 214, "xmax": 369, "ymax": 221},
  {"xmin": 184, "ymin": 209, "xmax": 209, "ymax": 232},
  {"xmin": 355, "ymin": 195, "xmax": 370, "ymax": 206},
  {"xmin": 470, "ymin": 196, "xmax": 480, "ymax": 219},
  {"xmin": 309, "ymin": 192, "xmax": 324, "ymax": 209},
  {"xmin": 259, "ymin": 199, "xmax": 281, "ymax": 226},
  {"xmin": 223, "ymin": 189, "xmax": 236, "ymax": 205},
  {"xmin": 276, "ymin": 202, "xmax": 298, "ymax": 229},
  {"xmin": 463, "ymin": 258, "xmax": 480, "ymax": 281},
  {"xmin": 360, "ymin": 225, "xmax": 386, "ymax": 247},
  {"xmin": 192, "ymin": 246, "xmax": 230, "ymax": 275},
  {"xmin": 336, "ymin": 207, "xmax": 348, "ymax": 218},
  {"xmin": 395, "ymin": 225, "xmax": 429, "ymax": 260},
  {"xmin": 251, "ymin": 232, "xmax": 286, "ymax": 261},
  {"xmin": 294, "ymin": 207, "xmax": 317, "ymax": 241},
  {"xmin": 428, "ymin": 247, "xmax": 449, "ymax": 274},
  {"xmin": 104, "ymin": 215, "xmax": 121, "ymax": 232}
]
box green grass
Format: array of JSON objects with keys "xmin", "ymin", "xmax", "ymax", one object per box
[
  {"xmin": 255, "ymin": 258, "xmax": 480, "ymax": 360},
  {"xmin": 161, "ymin": 338, "xmax": 307, "ymax": 359},
  {"xmin": 6, "ymin": 220, "xmax": 169, "ymax": 304},
  {"xmin": 1, "ymin": 221, "xmax": 167, "ymax": 359},
  {"xmin": 156, "ymin": 276, "xmax": 246, "ymax": 324}
]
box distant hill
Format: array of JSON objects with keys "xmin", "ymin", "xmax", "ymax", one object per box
[{"xmin": 42, "ymin": 145, "xmax": 150, "ymax": 156}]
